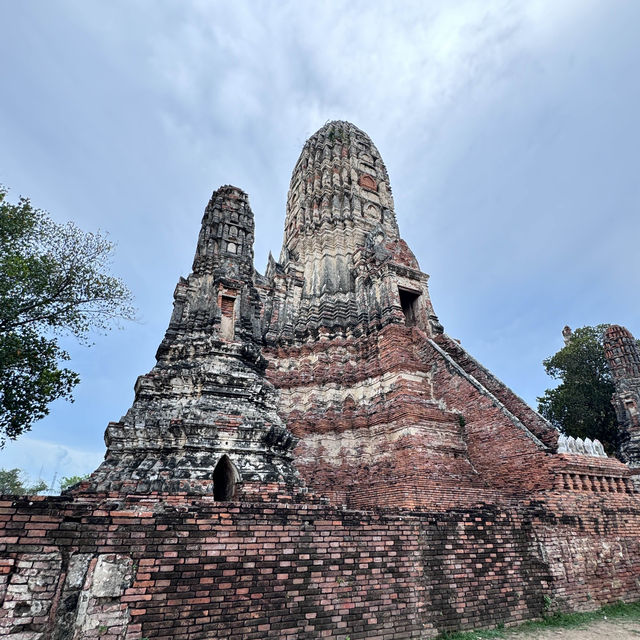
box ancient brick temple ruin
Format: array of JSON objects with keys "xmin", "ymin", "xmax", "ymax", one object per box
[
  {"xmin": 87, "ymin": 186, "xmax": 300, "ymax": 499},
  {"xmin": 1, "ymin": 121, "xmax": 639, "ymax": 639},
  {"xmin": 605, "ymin": 325, "xmax": 640, "ymax": 484}
]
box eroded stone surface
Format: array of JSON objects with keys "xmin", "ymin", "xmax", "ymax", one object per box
[
  {"xmin": 259, "ymin": 121, "xmax": 626, "ymax": 509},
  {"xmin": 79, "ymin": 122, "xmax": 634, "ymax": 509},
  {"xmin": 604, "ymin": 325, "xmax": 640, "ymax": 478},
  {"xmin": 0, "ymin": 552, "xmax": 61, "ymax": 639},
  {"xmin": 82, "ymin": 186, "xmax": 300, "ymax": 497},
  {"xmin": 2, "ymin": 121, "xmax": 637, "ymax": 639}
]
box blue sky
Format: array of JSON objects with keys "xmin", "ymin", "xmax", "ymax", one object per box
[{"xmin": 1, "ymin": 0, "xmax": 639, "ymax": 487}]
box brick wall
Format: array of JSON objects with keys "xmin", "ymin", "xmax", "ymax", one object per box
[
  {"xmin": 266, "ymin": 325, "xmax": 632, "ymax": 510},
  {"xmin": 1, "ymin": 492, "xmax": 639, "ymax": 639},
  {"xmin": 424, "ymin": 337, "xmax": 633, "ymax": 495},
  {"xmin": 535, "ymin": 491, "xmax": 640, "ymax": 611},
  {"xmin": 433, "ymin": 334, "xmax": 558, "ymax": 449}
]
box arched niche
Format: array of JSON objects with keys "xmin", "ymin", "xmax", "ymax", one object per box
[
  {"xmin": 358, "ymin": 173, "xmax": 377, "ymax": 192},
  {"xmin": 213, "ymin": 455, "xmax": 240, "ymax": 501}
]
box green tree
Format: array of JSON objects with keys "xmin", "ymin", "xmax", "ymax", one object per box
[
  {"xmin": 0, "ymin": 468, "xmax": 48, "ymax": 495},
  {"xmin": 0, "ymin": 186, "xmax": 134, "ymax": 445},
  {"xmin": 59, "ymin": 474, "xmax": 89, "ymax": 492},
  {"xmin": 538, "ymin": 324, "xmax": 618, "ymax": 452}
]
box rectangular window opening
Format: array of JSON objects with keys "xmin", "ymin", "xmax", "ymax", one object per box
[
  {"xmin": 399, "ymin": 288, "xmax": 420, "ymax": 327},
  {"xmin": 220, "ymin": 295, "xmax": 236, "ymax": 341}
]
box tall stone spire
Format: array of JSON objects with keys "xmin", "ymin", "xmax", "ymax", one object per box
[
  {"xmin": 282, "ymin": 120, "xmax": 400, "ymax": 264},
  {"xmin": 75, "ymin": 122, "xmax": 632, "ymax": 513},
  {"xmin": 84, "ymin": 186, "xmax": 300, "ymax": 496},
  {"xmin": 263, "ymin": 120, "xmax": 441, "ymax": 342},
  {"xmin": 260, "ymin": 123, "xmax": 483, "ymax": 509}
]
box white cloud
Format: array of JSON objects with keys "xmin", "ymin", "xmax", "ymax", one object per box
[{"xmin": 0, "ymin": 438, "xmax": 103, "ymax": 491}]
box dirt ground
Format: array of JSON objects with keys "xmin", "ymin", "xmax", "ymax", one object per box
[{"xmin": 509, "ymin": 618, "xmax": 640, "ymax": 639}]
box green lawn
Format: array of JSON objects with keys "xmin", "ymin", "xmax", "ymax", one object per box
[{"xmin": 436, "ymin": 600, "xmax": 640, "ymax": 639}]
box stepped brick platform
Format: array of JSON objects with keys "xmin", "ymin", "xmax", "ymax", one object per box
[{"xmin": 1, "ymin": 122, "xmax": 639, "ymax": 639}]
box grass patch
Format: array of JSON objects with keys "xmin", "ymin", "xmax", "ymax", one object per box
[{"xmin": 435, "ymin": 600, "xmax": 640, "ymax": 639}]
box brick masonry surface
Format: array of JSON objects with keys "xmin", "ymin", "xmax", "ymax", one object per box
[{"xmin": 0, "ymin": 491, "xmax": 639, "ymax": 639}]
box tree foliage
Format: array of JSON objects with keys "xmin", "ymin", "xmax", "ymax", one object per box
[
  {"xmin": 0, "ymin": 468, "xmax": 48, "ymax": 495},
  {"xmin": 0, "ymin": 186, "xmax": 135, "ymax": 445},
  {"xmin": 59, "ymin": 474, "xmax": 89, "ymax": 492},
  {"xmin": 537, "ymin": 325, "xmax": 618, "ymax": 452}
]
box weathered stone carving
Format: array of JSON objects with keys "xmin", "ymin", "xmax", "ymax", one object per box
[
  {"xmin": 83, "ymin": 186, "xmax": 301, "ymax": 496},
  {"xmin": 258, "ymin": 121, "xmax": 630, "ymax": 508},
  {"xmin": 2, "ymin": 121, "xmax": 640, "ymax": 640},
  {"xmin": 76, "ymin": 121, "xmax": 634, "ymax": 510},
  {"xmin": 604, "ymin": 325, "xmax": 640, "ymax": 475},
  {"xmin": 260, "ymin": 120, "xmax": 442, "ymax": 343},
  {"xmin": 557, "ymin": 434, "xmax": 607, "ymax": 457}
]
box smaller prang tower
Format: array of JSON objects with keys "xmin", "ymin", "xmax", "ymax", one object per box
[
  {"xmin": 83, "ymin": 186, "xmax": 300, "ymax": 498},
  {"xmin": 604, "ymin": 325, "xmax": 640, "ymax": 484}
]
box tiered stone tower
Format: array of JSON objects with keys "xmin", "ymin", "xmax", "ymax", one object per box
[
  {"xmin": 262, "ymin": 120, "xmax": 441, "ymax": 341},
  {"xmin": 259, "ymin": 121, "xmax": 631, "ymax": 509},
  {"xmin": 260, "ymin": 122, "xmax": 476, "ymax": 507},
  {"xmin": 604, "ymin": 325, "xmax": 640, "ymax": 481},
  {"xmin": 84, "ymin": 186, "xmax": 300, "ymax": 497},
  {"xmin": 80, "ymin": 121, "xmax": 633, "ymax": 511}
]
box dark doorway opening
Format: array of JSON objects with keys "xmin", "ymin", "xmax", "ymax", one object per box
[
  {"xmin": 399, "ymin": 288, "xmax": 420, "ymax": 327},
  {"xmin": 213, "ymin": 455, "xmax": 237, "ymax": 501}
]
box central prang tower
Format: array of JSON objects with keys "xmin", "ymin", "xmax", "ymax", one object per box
[
  {"xmin": 259, "ymin": 121, "xmax": 628, "ymax": 510},
  {"xmin": 263, "ymin": 120, "xmax": 441, "ymax": 342},
  {"xmin": 260, "ymin": 121, "xmax": 480, "ymax": 508}
]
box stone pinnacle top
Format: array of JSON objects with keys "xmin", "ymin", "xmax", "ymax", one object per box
[
  {"xmin": 159, "ymin": 185, "xmax": 262, "ymax": 351},
  {"xmin": 605, "ymin": 325, "xmax": 640, "ymax": 380},
  {"xmin": 263, "ymin": 121, "xmax": 440, "ymax": 344},
  {"xmin": 192, "ymin": 185, "xmax": 255, "ymax": 278},
  {"xmin": 281, "ymin": 120, "xmax": 400, "ymax": 267}
]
